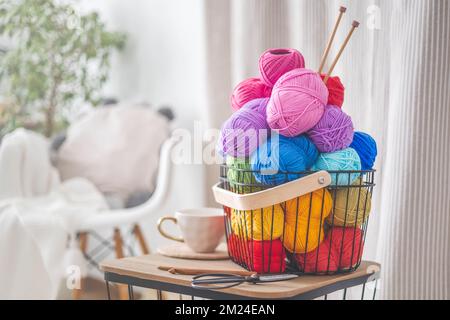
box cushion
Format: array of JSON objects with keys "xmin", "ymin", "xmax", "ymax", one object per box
[{"xmin": 57, "ymin": 105, "xmax": 169, "ymax": 202}]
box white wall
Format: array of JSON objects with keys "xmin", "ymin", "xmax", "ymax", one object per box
[{"xmin": 79, "ymin": 0, "xmax": 210, "ymax": 251}]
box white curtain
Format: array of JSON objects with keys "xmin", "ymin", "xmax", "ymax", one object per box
[{"xmin": 204, "ymin": 0, "xmax": 450, "ymax": 299}]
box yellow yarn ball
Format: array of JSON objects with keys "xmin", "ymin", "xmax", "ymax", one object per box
[
  {"xmin": 231, "ymin": 205, "xmax": 285, "ymax": 241},
  {"xmin": 327, "ymin": 178, "xmax": 372, "ymax": 228},
  {"xmin": 282, "ymin": 189, "xmax": 332, "ymax": 253}
]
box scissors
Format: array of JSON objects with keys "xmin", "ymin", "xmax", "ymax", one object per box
[{"xmin": 191, "ymin": 273, "xmax": 299, "ymax": 290}]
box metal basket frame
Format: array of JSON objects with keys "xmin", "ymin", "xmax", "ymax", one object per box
[{"xmin": 214, "ymin": 164, "xmax": 376, "ymax": 276}]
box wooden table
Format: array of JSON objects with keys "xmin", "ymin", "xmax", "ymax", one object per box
[{"xmin": 100, "ymin": 254, "xmax": 380, "ymax": 300}]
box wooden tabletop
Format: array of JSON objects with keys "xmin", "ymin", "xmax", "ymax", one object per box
[{"xmin": 100, "ymin": 254, "xmax": 380, "ymax": 299}]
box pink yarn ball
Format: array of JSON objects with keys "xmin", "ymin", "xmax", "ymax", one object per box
[
  {"xmin": 266, "ymin": 68, "xmax": 328, "ymax": 137},
  {"xmin": 231, "ymin": 78, "xmax": 272, "ymax": 112},
  {"xmin": 259, "ymin": 48, "xmax": 305, "ymax": 87},
  {"xmin": 307, "ymin": 105, "xmax": 354, "ymax": 153}
]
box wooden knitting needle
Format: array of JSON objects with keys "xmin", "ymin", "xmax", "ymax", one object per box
[
  {"xmin": 324, "ymin": 20, "xmax": 360, "ymax": 84},
  {"xmin": 318, "ymin": 6, "xmax": 347, "ymax": 74},
  {"xmin": 158, "ymin": 266, "xmax": 257, "ymax": 277}
]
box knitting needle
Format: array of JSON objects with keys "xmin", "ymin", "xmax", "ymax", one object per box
[
  {"xmin": 158, "ymin": 266, "xmax": 256, "ymax": 276},
  {"xmin": 324, "ymin": 20, "xmax": 360, "ymax": 84},
  {"xmin": 318, "ymin": 6, "xmax": 347, "ymax": 74}
]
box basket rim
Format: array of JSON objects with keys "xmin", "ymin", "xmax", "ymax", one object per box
[{"xmin": 221, "ymin": 165, "xmax": 377, "ymax": 175}]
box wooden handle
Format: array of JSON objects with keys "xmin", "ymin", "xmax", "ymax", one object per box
[
  {"xmin": 212, "ymin": 171, "xmax": 331, "ymax": 211},
  {"xmin": 318, "ymin": 6, "xmax": 347, "ymax": 73},
  {"xmin": 324, "ymin": 20, "xmax": 360, "ymax": 83},
  {"xmin": 157, "ymin": 217, "xmax": 184, "ymax": 242},
  {"xmin": 158, "ymin": 266, "xmax": 256, "ymax": 276}
]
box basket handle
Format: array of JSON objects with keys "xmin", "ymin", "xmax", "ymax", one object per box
[{"xmin": 212, "ymin": 171, "xmax": 332, "ymax": 211}]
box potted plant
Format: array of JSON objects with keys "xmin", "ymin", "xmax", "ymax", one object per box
[{"xmin": 0, "ymin": 0, "xmax": 126, "ymax": 137}]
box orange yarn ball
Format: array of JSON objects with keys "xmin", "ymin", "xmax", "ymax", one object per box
[{"xmin": 282, "ymin": 189, "xmax": 332, "ymax": 253}]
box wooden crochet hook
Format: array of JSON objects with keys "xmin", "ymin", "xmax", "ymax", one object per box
[
  {"xmin": 158, "ymin": 265, "xmax": 256, "ymax": 277},
  {"xmin": 324, "ymin": 20, "xmax": 360, "ymax": 84},
  {"xmin": 318, "ymin": 6, "xmax": 347, "ymax": 74}
]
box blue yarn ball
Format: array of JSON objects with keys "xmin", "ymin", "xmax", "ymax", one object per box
[
  {"xmin": 251, "ymin": 133, "xmax": 318, "ymax": 186},
  {"xmin": 350, "ymin": 131, "xmax": 377, "ymax": 170},
  {"xmin": 311, "ymin": 148, "xmax": 361, "ymax": 186}
]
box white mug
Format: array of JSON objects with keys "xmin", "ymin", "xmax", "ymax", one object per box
[{"xmin": 157, "ymin": 208, "xmax": 225, "ymax": 253}]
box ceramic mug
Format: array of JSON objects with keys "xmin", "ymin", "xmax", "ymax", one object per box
[{"xmin": 157, "ymin": 208, "xmax": 225, "ymax": 253}]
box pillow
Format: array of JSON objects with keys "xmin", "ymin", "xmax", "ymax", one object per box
[{"xmin": 57, "ymin": 105, "xmax": 170, "ymax": 203}]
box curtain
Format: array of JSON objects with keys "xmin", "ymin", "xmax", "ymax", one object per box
[{"xmin": 204, "ymin": 0, "xmax": 450, "ymax": 299}]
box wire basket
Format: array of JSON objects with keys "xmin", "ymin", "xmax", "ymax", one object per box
[{"xmin": 212, "ymin": 164, "xmax": 375, "ymax": 275}]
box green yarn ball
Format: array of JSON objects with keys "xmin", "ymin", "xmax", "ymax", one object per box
[{"xmin": 226, "ymin": 157, "xmax": 261, "ymax": 194}]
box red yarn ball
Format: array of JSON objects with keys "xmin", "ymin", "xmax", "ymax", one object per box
[
  {"xmin": 259, "ymin": 48, "xmax": 305, "ymax": 87},
  {"xmin": 294, "ymin": 227, "xmax": 363, "ymax": 273},
  {"xmin": 231, "ymin": 78, "xmax": 272, "ymax": 111},
  {"xmin": 223, "ymin": 206, "xmax": 232, "ymax": 217},
  {"xmin": 227, "ymin": 234, "xmax": 244, "ymax": 263},
  {"xmin": 329, "ymin": 227, "xmax": 363, "ymax": 268},
  {"xmin": 248, "ymin": 239, "xmax": 286, "ymax": 273},
  {"xmin": 227, "ymin": 235, "xmax": 286, "ymax": 273},
  {"xmin": 320, "ymin": 74, "xmax": 345, "ymax": 108},
  {"xmin": 294, "ymin": 240, "xmax": 337, "ymax": 273}
]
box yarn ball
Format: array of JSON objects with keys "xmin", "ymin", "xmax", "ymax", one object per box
[
  {"xmin": 282, "ymin": 189, "xmax": 332, "ymax": 253},
  {"xmin": 226, "ymin": 157, "xmax": 261, "ymax": 194},
  {"xmin": 350, "ymin": 131, "xmax": 378, "ymax": 170},
  {"xmin": 328, "ymin": 227, "xmax": 364, "ymax": 269},
  {"xmin": 231, "ymin": 205, "xmax": 285, "ymax": 241},
  {"xmin": 248, "ymin": 240, "xmax": 286, "ymax": 273},
  {"xmin": 227, "ymin": 235, "xmax": 286, "ymax": 273},
  {"xmin": 251, "ymin": 133, "xmax": 319, "ymax": 186},
  {"xmin": 311, "ymin": 148, "xmax": 361, "ymax": 186},
  {"xmin": 294, "ymin": 227, "xmax": 364, "ymax": 273},
  {"xmin": 259, "ymin": 48, "xmax": 305, "ymax": 87},
  {"xmin": 227, "ymin": 233, "xmax": 245, "ymax": 263},
  {"xmin": 220, "ymin": 98, "xmax": 270, "ymax": 158},
  {"xmin": 231, "ymin": 78, "xmax": 272, "ymax": 111},
  {"xmin": 224, "ymin": 206, "xmax": 232, "ymax": 217},
  {"xmin": 307, "ymin": 105, "xmax": 354, "ymax": 153},
  {"xmin": 266, "ymin": 68, "xmax": 328, "ymax": 137},
  {"xmin": 320, "ymin": 74, "xmax": 345, "ymax": 107},
  {"xmin": 327, "ymin": 178, "xmax": 372, "ymax": 228},
  {"xmin": 293, "ymin": 239, "xmax": 336, "ymax": 273}
]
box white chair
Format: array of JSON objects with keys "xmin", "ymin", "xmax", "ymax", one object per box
[{"xmin": 71, "ymin": 135, "xmax": 179, "ymax": 299}]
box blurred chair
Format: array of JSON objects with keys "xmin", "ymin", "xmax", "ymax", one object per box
[{"xmin": 72, "ymin": 134, "xmax": 178, "ymax": 300}]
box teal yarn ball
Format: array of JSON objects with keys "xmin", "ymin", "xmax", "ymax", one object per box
[
  {"xmin": 251, "ymin": 133, "xmax": 319, "ymax": 186},
  {"xmin": 226, "ymin": 157, "xmax": 261, "ymax": 194},
  {"xmin": 350, "ymin": 131, "xmax": 377, "ymax": 170},
  {"xmin": 311, "ymin": 148, "xmax": 361, "ymax": 186}
]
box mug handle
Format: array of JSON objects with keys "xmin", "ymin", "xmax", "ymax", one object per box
[{"xmin": 157, "ymin": 216, "xmax": 184, "ymax": 242}]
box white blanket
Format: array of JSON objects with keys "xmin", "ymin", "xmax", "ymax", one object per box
[
  {"xmin": 0, "ymin": 129, "xmax": 107, "ymax": 299},
  {"xmin": 0, "ymin": 129, "xmax": 60, "ymax": 199}
]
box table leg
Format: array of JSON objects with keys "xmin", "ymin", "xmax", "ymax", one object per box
[
  {"xmin": 372, "ymin": 280, "xmax": 378, "ymax": 300},
  {"xmin": 113, "ymin": 228, "xmax": 129, "ymax": 300},
  {"xmin": 128, "ymin": 285, "xmax": 134, "ymax": 300},
  {"xmin": 106, "ymin": 281, "xmax": 111, "ymax": 300},
  {"xmin": 157, "ymin": 290, "xmax": 163, "ymax": 300},
  {"xmin": 361, "ymin": 283, "xmax": 366, "ymax": 300},
  {"xmin": 343, "ymin": 288, "xmax": 347, "ymax": 300}
]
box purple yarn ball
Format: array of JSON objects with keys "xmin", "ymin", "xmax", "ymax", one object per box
[
  {"xmin": 219, "ymin": 98, "xmax": 270, "ymax": 158},
  {"xmin": 307, "ymin": 105, "xmax": 354, "ymax": 153}
]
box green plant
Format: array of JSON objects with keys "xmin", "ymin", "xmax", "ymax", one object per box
[{"xmin": 0, "ymin": 0, "xmax": 126, "ymax": 137}]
